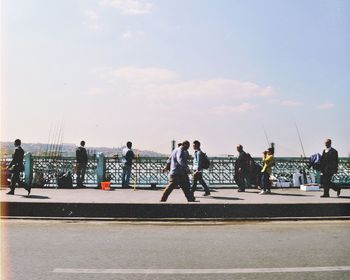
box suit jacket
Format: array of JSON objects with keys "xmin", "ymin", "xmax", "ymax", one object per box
[
  {"xmin": 321, "ymin": 147, "xmax": 338, "ymax": 174},
  {"xmin": 76, "ymin": 147, "xmax": 88, "ymax": 165},
  {"xmin": 235, "ymin": 151, "xmax": 248, "ymax": 173},
  {"xmin": 9, "ymin": 146, "xmax": 25, "ymax": 172}
]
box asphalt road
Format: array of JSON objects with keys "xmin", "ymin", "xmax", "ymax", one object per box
[{"xmin": 2, "ymin": 220, "xmax": 350, "ymax": 280}]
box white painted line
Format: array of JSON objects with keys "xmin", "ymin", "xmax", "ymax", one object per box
[{"xmin": 53, "ymin": 266, "xmax": 350, "ymax": 274}]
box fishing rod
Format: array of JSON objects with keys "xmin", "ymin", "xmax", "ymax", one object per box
[
  {"xmin": 45, "ymin": 123, "xmax": 53, "ymax": 156},
  {"xmin": 262, "ymin": 125, "xmax": 270, "ymax": 147},
  {"xmin": 53, "ymin": 120, "xmax": 63, "ymax": 160},
  {"xmin": 295, "ymin": 122, "xmax": 306, "ymax": 158}
]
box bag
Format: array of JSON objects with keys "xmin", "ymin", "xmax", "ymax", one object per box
[
  {"xmin": 308, "ymin": 153, "xmax": 321, "ymax": 171},
  {"xmin": 57, "ymin": 171, "xmax": 73, "ymax": 188},
  {"xmin": 201, "ymin": 153, "xmax": 210, "ymax": 169}
]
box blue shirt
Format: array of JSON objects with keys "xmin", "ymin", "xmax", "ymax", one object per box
[
  {"xmin": 169, "ymin": 147, "xmax": 189, "ymax": 175},
  {"xmin": 193, "ymin": 149, "xmax": 203, "ymax": 171}
]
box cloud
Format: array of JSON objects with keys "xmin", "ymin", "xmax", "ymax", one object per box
[
  {"xmin": 113, "ymin": 67, "xmax": 178, "ymax": 83},
  {"xmin": 121, "ymin": 31, "xmax": 146, "ymax": 40},
  {"xmin": 100, "ymin": 0, "xmax": 153, "ymax": 15},
  {"xmin": 107, "ymin": 66, "xmax": 276, "ymax": 99},
  {"xmin": 84, "ymin": 10, "xmax": 102, "ymax": 31},
  {"xmin": 319, "ymin": 103, "xmax": 335, "ymax": 110},
  {"xmin": 85, "ymin": 10, "xmax": 99, "ymax": 20},
  {"xmin": 211, "ymin": 103, "xmax": 258, "ymax": 115},
  {"xmin": 94, "ymin": 66, "xmax": 276, "ymax": 115},
  {"xmin": 280, "ymin": 100, "xmax": 304, "ymax": 107},
  {"xmin": 85, "ymin": 88, "xmax": 106, "ymax": 96}
]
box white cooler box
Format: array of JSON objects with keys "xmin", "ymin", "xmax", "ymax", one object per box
[{"xmin": 300, "ymin": 184, "xmax": 320, "ymax": 191}]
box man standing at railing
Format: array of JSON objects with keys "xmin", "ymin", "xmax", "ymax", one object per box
[
  {"xmin": 259, "ymin": 148, "xmax": 275, "ymax": 195},
  {"xmin": 121, "ymin": 141, "xmax": 135, "ymax": 188},
  {"xmin": 320, "ymin": 139, "xmax": 340, "ymax": 198},
  {"xmin": 76, "ymin": 140, "xmax": 88, "ymax": 188},
  {"xmin": 161, "ymin": 140, "xmax": 195, "ymax": 202},
  {"xmin": 234, "ymin": 144, "xmax": 249, "ymax": 192}
]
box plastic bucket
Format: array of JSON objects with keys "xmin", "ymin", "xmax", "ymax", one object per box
[{"xmin": 101, "ymin": 181, "xmax": 111, "ymax": 190}]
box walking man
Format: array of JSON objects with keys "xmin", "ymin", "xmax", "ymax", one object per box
[
  {"xmin": 121, "ymin": 141, "xmax": 135, "ymax": 188},
  {"xmin": 320, "ymin": 139, "xmax": 340, "ymax": 197},
  {"xmin": 191, "ymin": 140, "xmax": 210, "ymax": 196},
  {"xmin": 7, "ymin": 139, "xmax": 29, "ymax": 195},
  {"xmin": 161, "ymin": 140, "xmax": 195, "ymax": 202},
  {"xmin": 234, "ymin": 144, "xmax": 249, "ymax": 192},
  {"xmin": 76, "ymin": 140, "xmax": 88, "ymax": 187}
]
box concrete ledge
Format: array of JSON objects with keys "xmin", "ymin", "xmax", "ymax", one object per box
[{"xmin": 2, "ymin": 202, "xmax": 350, "ymax": 220}]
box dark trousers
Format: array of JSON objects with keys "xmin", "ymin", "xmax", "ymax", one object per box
[
  {"xmin": 161, "ymin": 174, "xmax": 194, "ymax": 202},
  {"xmin": 121, "ymin": 165, "xmax": 132, "ymax": 187},
  {"xmin": 10, "ymin": 170, "xmax": 21, "ymax": 192},
  {"xmin": 322, "ymin": 172, "xmax": 339, "ymax": 195},
  {"xmin": 191, "ymin": 172, "xmax": 210, "ymax": 194},
  {"xmin": 235, "ymin": 172, "xmax": 246, "ymax": 191},
  {"xmin": 76, "ymin": 164, "xmax": 87, "ymax": 187},
  {"xmin": 261, "ymin": 171, "xmax": 271, "ymax": 191}
]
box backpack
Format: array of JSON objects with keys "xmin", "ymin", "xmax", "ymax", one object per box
[
  {"xmin": 308, "ymin": 153, "xmax": 321, "ymax": 171},
  {"xmin": 201, "ymin": 153, "xmax": 211, "ymax": 169}
]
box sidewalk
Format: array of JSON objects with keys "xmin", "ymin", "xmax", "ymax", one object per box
[{"xmin": 1, "ymin": 187, "xmax": 350, "ymax": 220}]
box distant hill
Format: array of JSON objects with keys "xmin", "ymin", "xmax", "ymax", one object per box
[{"xmin": 0, "ymin": 142, "xmax": 167, "ymax": 157}]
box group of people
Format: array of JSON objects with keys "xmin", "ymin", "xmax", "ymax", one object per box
[
  {"xmin": 5, "ymin": 138, "xmax": 341, "ymax": 200},
  {"xmin": 76, "ymin": 140, "xmax": 135, "ymax": 189}
]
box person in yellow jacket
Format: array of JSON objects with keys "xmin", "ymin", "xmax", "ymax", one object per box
[{"xmin": 260, "ymin": 148, "xmax": 275, "ymax": 195}]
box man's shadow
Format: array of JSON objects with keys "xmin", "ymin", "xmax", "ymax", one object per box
[
  {"xmin": 206, "ymin": 196, "xmax": 244, "ymax": 201},
  {"xmin": 267, "ymin": 192, "xmax": 313, "ymax": 197},
  {"xmin": 22, "ymin": 195, "xmax": 50, "ymax": 199}
]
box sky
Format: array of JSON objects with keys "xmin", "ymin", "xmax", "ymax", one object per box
[{"xmin": 1, "ymin": 0, "xmax": 349, "ymax": 156}]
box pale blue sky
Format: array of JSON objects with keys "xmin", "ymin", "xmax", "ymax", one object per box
[{"xmin": 1, "ymin": 0, "xmax": 349, "ymax": 156}]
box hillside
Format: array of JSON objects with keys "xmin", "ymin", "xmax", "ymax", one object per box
[{"xmin": 0, "ymin": 142, "xmax": 167, "ymax": 157}]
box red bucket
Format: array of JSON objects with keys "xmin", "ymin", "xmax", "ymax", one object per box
[{"xmin": 101, "ymin": 181, "xmax": 111, "ymax": 191}]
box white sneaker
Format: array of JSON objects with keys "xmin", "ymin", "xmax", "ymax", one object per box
[
  {"xmin": 265, "ymin": 190, "xmax": 271, "ymax": 194},
  {"xmin": 259, "ymin": 190, "xmax": 266, "ymax": 195}
]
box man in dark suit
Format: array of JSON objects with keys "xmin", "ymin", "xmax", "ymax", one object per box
[
  {"xmin": 320, "ymin": 139, "xmax": 340, "ymax": 198},
  {"xmin": 7, "ymin": 139, "xmax": 27, "ymax": 195},
  {"xmin": 76, "ymin": 140, "xmax": 88, "ymax": 187},
  {"xmin": 234, "ymin": 144, "xmax": 249, "ymax": 192}
]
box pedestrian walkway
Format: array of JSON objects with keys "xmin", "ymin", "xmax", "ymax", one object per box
[{"xmin": 1, "ymin": 187, "xmax": 350, "ymax": 220}]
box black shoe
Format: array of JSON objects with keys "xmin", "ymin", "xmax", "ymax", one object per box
[
  {"xmin": 237, "ymin": 189, "xmax": 245, "ymax": 192},
  {"xmin": 320, "ymin": 194, "xmax": 330, "ymax": 198},
  {"xmin": 203, "ymin": 192, "xmax": 210, "ymax": 196},
  {"xmin": 25, "ymin": 187, "xmax": 31, "ymax": 196},
  {"xmin": 6, "ymin": 190, "xmax": 14, "ymax": 195},
  {"xmin": 337, "ymin": 188, "xmax": 341, "ymax": 197}
]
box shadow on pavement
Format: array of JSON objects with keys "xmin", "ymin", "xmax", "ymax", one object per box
[
  {"xmin": 268, "ymin": 192, "xmax": 313, "ymax": 197},
  {"xmin": 210, "ymin": 196, "xmax": 244, "ymax": 201},
  {"xmin": 22, "ymin": 195, "xmax": 50, "ymax": 199}
]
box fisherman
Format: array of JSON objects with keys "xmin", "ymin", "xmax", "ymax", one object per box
[
  {"xmin": 234, "ymin": 144, "xmax": 249, "ymax": 192},
  {"xmin": 76, "ymin": 140, "xmax": 88, "ymax": 187},
  {"xmin": 259, "ymin": 148, "xmax": 275, "ymax": 195},
  {"xmin": 121, "ymin": 141, "xmax": 135, "ymax": 188}
]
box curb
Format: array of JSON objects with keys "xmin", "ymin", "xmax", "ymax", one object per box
[{"xmin": 2, "ymin": 201, "xmax": 350, "ymax": 220}]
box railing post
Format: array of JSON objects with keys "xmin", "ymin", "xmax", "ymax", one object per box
[
  {"xmin": 96, "ymin": 153, "xmax": 105, "ymax": 187},
  {"xmin": 24, "ymin": 152, "xmax": 33, "ymax": 186}
]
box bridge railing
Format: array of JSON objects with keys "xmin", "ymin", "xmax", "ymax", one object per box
[{"xmin": 1, "ymin": 154, "xmax": 349, "ymax": 187}]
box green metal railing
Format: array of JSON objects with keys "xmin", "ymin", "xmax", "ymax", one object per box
[{"xmin": 1, "ymin": 154, "xmax": 349, "ymax": 187}]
